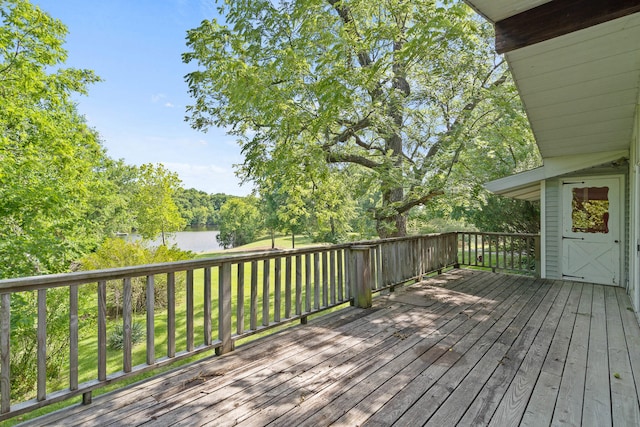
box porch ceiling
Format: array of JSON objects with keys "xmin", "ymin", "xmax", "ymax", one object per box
[{"xmin": 466, "ymin": 1, "xmax": 640, "ymax": 159}]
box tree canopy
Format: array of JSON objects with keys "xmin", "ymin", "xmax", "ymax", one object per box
[
  {"xmin": 183, "ymin": 0, "xmax": 539, "ymax": 237},
  {"xmin": 132, "ymin": 163, "xmax": 186, "ymax": 245},
  {"xmin": 0, "ymin": 0, "xmax": 109, "ymax": 277}
]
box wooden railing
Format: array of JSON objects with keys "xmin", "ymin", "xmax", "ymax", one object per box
[
  {"xmin": 457, "ymin": 231, "xmax": 540, "ymax": 276},
  {"xmin": 0, "ymin": 233, "xmax": 457, "ymax": 421}
]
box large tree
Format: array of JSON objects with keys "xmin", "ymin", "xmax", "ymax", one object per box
[
  {"xmin": 183, "ymin": 0, "xmax": 533, "ymax": 237},
  {"xmin": 132, "ymin": 163, "xmax": 186, "ymax": 245},
  {"xmin": 0, "ymin": 0, "xmax": 109, "ymax": 277}
]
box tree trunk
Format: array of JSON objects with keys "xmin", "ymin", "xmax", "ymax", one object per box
[
  {"xmin": 271, "ymin": 230, "xmax": 275, "ymax": 249},
  {"xmin": 291, "ymin": 231, "xmax": 295, "ymax": 248},
  {"xmin": 376, "ymin": 211, "xmax": 407, "ymax": 238}
]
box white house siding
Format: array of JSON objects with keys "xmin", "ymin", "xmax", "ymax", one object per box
[
  {"xmin": 631, "ymin": 103, "xmax": 640, "ymax": 309},
  {"xmin": 544, "ymin": 180, "xmax": 561, "ymax": 278}
]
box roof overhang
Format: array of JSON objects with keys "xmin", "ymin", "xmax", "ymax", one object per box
[
  {"xmin": 485, "ymin": 150, "xmax": 629, "ymax": 201},
  {"xmin": 465, "ymin": 0, "xmax": 640, "ymax": 159}
]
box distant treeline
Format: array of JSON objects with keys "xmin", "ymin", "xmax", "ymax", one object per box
[{"xmin": 174, "ymin": 188, "xmax": 231, "ymax": 228}]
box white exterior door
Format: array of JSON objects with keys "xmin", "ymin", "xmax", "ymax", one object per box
[{"xmin": 562, "ymin": 177, "xmax": 622, "ymax": 286}]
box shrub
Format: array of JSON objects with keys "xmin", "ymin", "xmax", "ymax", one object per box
[
  {"xmin": 80, "ymin": 238, "xmax": 193, "ymax": 316},
  {"xmin": 108, "ymin": 321, "xmax": 145, "ymax": 350}
]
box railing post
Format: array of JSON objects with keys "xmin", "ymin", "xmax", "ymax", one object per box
[
  {"xmin": 534, "ymin": 235, "xmax": 541, "ymax": 278},
  {"xmin": 1, "ymin": 293, "xmax": 10, "ymax": 414},
  {"xmin": 217, "ymin": 262, "xmax": 233, "ymax": 355},
  {"xmin": 350, "ymin": 245, "xmax": 373, "ymax": 309}
]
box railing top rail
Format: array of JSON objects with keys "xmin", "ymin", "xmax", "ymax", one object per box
[
  {"xmin": 0, "ymin": 232, "xmax": 458, "ymax": 293},
  {"xmin": 459, "ymin": 231, "xmax": 540, "ymax": 238}
]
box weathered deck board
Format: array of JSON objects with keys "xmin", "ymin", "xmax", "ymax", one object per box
[{"xmin": 18, "ymin": 270, "xmax": 640, "ymax": 427}]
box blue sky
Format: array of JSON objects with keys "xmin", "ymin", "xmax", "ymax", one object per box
[{"xmin": 32, "ymin": 0, "xmax": 250, "ymax": 196}]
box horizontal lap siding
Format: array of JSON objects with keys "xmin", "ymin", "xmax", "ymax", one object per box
[{"xmin": 545, "ymin": 180, "xmax": 561, "ymax": 279}]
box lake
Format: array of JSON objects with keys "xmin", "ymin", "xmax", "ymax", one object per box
[{"xmin": 125, "ymin": 230, "xmax": 222, "ymax": 253}]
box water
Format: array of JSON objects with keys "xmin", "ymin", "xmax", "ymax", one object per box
[{"xmin": 125, "ymin": 230, "xmax": 222, "ymax": 253}]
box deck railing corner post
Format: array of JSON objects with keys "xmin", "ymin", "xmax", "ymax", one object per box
[
  {"xmin": 534, "ymin": 234, "xmax": 541, "ymax": 278},
  {"xmin": 217, "ymin": 262, "xmax": 234, "ymax": 356},
  {"xmin": 350, "ymin": 245, "xmax": 373, "ymax": 309}
]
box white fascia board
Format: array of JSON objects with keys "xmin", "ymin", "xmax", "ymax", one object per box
[{"xmin": 485, "ymin": 149, "xmax": 630, "ymax": 200}]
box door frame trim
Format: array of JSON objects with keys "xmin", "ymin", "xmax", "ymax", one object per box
[{"xmin": 559, "ymin": 174, "xmax": 625, "ymax": 286}]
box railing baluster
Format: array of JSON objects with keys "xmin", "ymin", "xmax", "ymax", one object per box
[
  {"xmin": 274, "ymin": 258, "xmax": 281, "ymax": 323},
  {"xmin": 0, "ymin": 293, "xmax": 9, "ymax": 414},
  {"xmin": 295, "ymin": 255, "xmax": 302, "ymax": 316},
  {"xmin": 70, "ymin": 285, "xmax": 79, "ymax": 391},
  {"xmin": 503, "ymin": 235, "xmax": 507, "ymax": 269},
  {"xmin": 167, "ymin": 272, "xmax": 176, "ymax": 358},
  {"xmin": 37, "ymin": 289, "xmax": 46, "ymax": 401},
  {"xmin": 204, "ymin": 268, "xmax": 212, "ymax": 346},
  {"xmin": 305, "ymin": 254, "xmax": 312, "ymax": 313},
  {"xmin": 330, "ymin": 251, "xmax": 336, "ymax": 305},
  {"xmin": 474, "ymin": 234, "xmax": 478, "ymax": 266},
  {"xmin": 285, "ymin": 256, "xmax": 292, "ymax": 318},
  {"xmin": 237, "ymin": 263, "xmax": 245, "ymax": 335},
  {"xmin": 510, "ymin": 236, "xmax": 515, "ymax": 270},
  {"xmin": 250, "ymin": 261, "xmax": 258, "ymax": 330},
  {"xmin": 262, "ymin": 259, "xmax": 270, "ymax": 327},
  {"xmin": 338, "ymin": 249, "xmax": 344, "ymax": 301},
  {"xmin": 123, "ymin": 278, "xmax": 132, "ymax": 373},
  {"xmin": 186, "ymin": 270, "xmax": 194, "ymax": 352},
  {"xmin": 217, "ymin": 262, "xmax": 233, "ymax": 355},
  {"xmin": 314, "ymin": 253, "xmax": 320, "ymax": 310},
  {"xmin": 146, "ymin": 276, "xmax": 155, "ymax": 365},
  {"xmin": 322, "ymin": 252, "xmax": 328, "ymax": 307},
  {"xmin": 97, "ymin": 280, "xmax": 107, "ymax": 381},
  {"xmin": 482, "ymin": 234, "xmax": 486, "ymax": 267}
]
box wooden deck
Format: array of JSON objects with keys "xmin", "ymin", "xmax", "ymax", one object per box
[{"xmin": 21, "ymin": 269, "xmax": 640, "ymax": 426}]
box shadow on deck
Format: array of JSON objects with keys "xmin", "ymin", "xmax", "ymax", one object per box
[{"xmin": 20, "ymin": 269, "xmax": 640, "ymax": 426}]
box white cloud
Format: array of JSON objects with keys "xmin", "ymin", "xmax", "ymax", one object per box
[
  {"xmin": 151, "ymin": 93, "xmax": 166, "ymax": 103},
  {"xmin": 164, "ymin": 102, "xmax": 175, "ymax": 108}
]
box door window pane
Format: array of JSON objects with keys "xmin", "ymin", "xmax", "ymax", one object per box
[{"xmin": 571, "ymin": 186, "xmax": 609, "ymax": 233}]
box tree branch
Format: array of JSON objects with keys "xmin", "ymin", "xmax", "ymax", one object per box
[{"xmin": 324, "ymin": 151, "xmax": 382, "ymax": 170}]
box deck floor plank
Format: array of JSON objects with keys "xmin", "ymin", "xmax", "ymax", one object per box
[
  {"xmin": 582, "ymin": 284, "xmax": 612, "ymax": 427},
  {"xmin": 551, "ymin": 283, "xmax": 593, "ymax": 427},
  {"xmin": 605, "ymin": 286, "xmax": 640, "ymax": 426},
  {"xmin": 519, "ymin": 281, "xmax": 583, "ymax": 427},
  {"xmin": 17, "ymin": 270, "xmax": 640, "ymax": 427},
  {"xmin": 142, "ymin": 270, "xmax": 496, "ymax": 427},
  {"xmin": 363, "ymin": 276, "xmax": 546, "ymax": 426},
  {"xmin": 457, "ymin": 280, "xmax": 571, "ymax": 426},
  {"xmin": 281, "ymin": 274, "xmax": 521, "ymax": 427},
  {"xmin": 396, "ymin": 278, "xmax": 553, "ymax": 426},
  {"xmin": 199, "ymin": 270, "xmax": 510, "ymax": 427}
]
